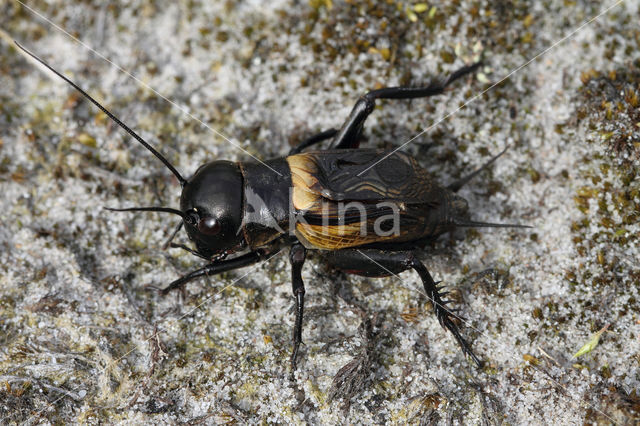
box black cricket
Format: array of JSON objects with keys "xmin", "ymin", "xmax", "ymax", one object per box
[{"xmin": 19, "ymin": 42, "xmax": 528, "ymax": 370}]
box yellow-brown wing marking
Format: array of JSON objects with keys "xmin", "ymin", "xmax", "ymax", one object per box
[{"xmin": 287, "ymin": 150, "xmax": 434, "ymax": 250}]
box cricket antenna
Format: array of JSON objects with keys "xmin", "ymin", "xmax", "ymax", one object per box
[
  {"xmin": 104, "ymin": 206, "xmax": 186, "ymax": 219},
  {"xmin": 14, "ymin": 41, "xmax": 187, "ymax": 187}
]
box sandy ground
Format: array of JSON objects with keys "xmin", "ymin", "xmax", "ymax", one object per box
[{"xmin": 1, "ymin": 0, "xmax": 639, "ymax": 424}]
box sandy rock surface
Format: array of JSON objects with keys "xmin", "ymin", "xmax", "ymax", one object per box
[{"xmin": 1, "ymin": 0, "xmax": 639, "ymax": 424}]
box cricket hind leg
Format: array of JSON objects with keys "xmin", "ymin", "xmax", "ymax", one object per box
[
  {"xmin": 409, "ymin": 256, "xmax": 482, "ymax": 367},
  {"xmin": 324, "ymin": 248, "xmax": 482, "ymax": 367},
  {"xmin": 331, "ymin": 62, "xmax": 482, "ymax": 150},
  {"xmin": 289, "ymin": 128, "xmax": 338, "ymax": 155},
  {"xmin": 324, "ymin": 249, "xmax": 416, "ymax": 277}
]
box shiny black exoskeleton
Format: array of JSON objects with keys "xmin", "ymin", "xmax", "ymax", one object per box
[{"xmin": 20, "ymin": 42, "xmax": 529, "ymax": 371}]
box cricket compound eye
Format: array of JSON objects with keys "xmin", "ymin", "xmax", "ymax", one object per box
[{"xmin": 198, "ymin": 216, "xmax": 221, "ymax": 236}]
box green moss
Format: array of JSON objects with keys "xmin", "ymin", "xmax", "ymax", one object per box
[
  {"xmin": 561, "ymin": 60, "xmax": 640, "ymax": 385},
  {"xmin": 577, "ymin": 66, "xmax": 640, "ymax": 168}
]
